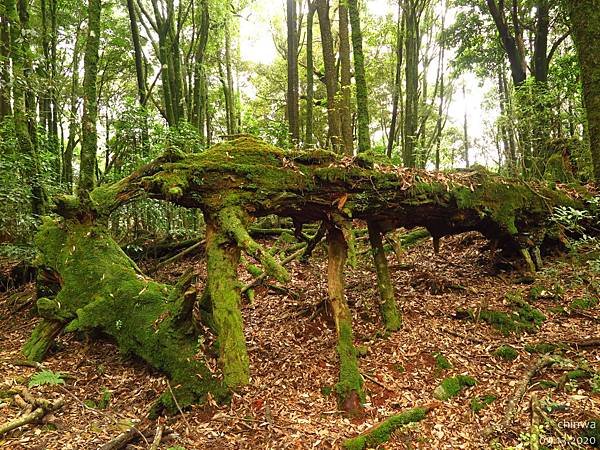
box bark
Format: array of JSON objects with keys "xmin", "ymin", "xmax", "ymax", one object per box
[
  {"xmin": 338, "ymin": 2, "xmax": 353, "ymax": 155},
  {"xmin": 78, "ymin": 0, "xmax": 101, "ymax": 199},
  {"xmin": 315, "ymin": 0, "xmax": 341, "ymax": 151},
  {"xmin": 387, "ymin": 3, "xmax": 403, "ymax": 158},
  {"xmin": 327, "ymin": 224, "xmax": 364, "ymax": 413},
  {"xmin": 286, "ymin": 0, "xmax": 300, "ymax": 145},
  {"xmin": 367, "ymin": 222, "xmax": 402, "ymax": 331},
  {"xmin": 305, "ymin": 2, "xmax": 316, "ymax": 147},
  {"xmin": 567, "ymin": 0, "xmax": 600, "ymax": 181},
  {"xmin": 402, "ymin": 0, "xmax": 420, "ymax": 167},
  {"xmin": 63, "ymin": 25, "xmax": 82, "ymax": 190},
  {"xmin": 0, "ymin": 15, "xmax": 11, "ymax": 119},
  {"xmin": 347, "ymin": 0, "xmax": 370, "ymax": 153},
  {"xmin": 5, "ymin": 0, "xmax": 46, "ymax": 216}
]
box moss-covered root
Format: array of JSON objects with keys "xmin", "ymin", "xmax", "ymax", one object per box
[
  {"xmin": 205, "ymin": 219, "xmax": 250, "ymax": 389},
  {"xmin": 21, "ymin": 319, "xmax": 64, "ymax": 362},
  {"xmin": 32, "ymin": 218, "xmax": 228, "ymax": 416},
  {"xmin": 367, "ymin": 222, "xmax": 402, "ymax": 331},
  {"xmin": 343, "ymin": 406, "xmax": 432, "ymax": 450},
  {"xmin": 327, "ymin": 225, "xmax": 365, "ymax": 413},
  {"xmin": 218, "ymin": 207, "xmax": 290, "ymax": 283}
]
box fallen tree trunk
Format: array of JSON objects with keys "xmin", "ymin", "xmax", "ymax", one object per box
[{"xmin": 26, "ymin": 136, "xmax": 594, "ymax": 414}]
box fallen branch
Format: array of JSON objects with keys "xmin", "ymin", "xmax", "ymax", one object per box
[
  {"xmin": 241, "ymin": 244, "xmax": 306, "ymax": 294},
  {"xmin": 484, "ymin": 355, "xmax": 558, "ymax": 437},
  {"xmin": 343, "ymin": 405, "xmax": 436, "ymax": 450},
  {"xmin": 0, "ymin": 396, "xmax": 64, "ymax": 437},
  {"xmin": 149, "ymin": 424, "xmax": 164, "ymax": 450},
  {"xmin": 153, "ymin": 239, "xmax": 205, "ymax": 271}
]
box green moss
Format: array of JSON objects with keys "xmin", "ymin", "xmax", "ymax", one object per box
[
  {"xmin": 570, "ymin": 296, "xmax": 599, "ymax": 310},
  {"xmin": 433, "ymin": 352, "xmax": 453, "ymax": 370},
  {"xmin": 470, "ymin": 395, "xmax": 496, "ymax": 414},
  {"xmin": 321, "ymin": 385, "xmax": 333, "ymax": 396},
  {"xmin": 538, "ymin": 379, "xmax": 558, "ymax": 389},
  {"xmin": 30, "ymin": 218, "xmax": 229, "ymax": 415},
  {"xmin": 335, "ymin": 320, "xmax": 365, "ymax": 404},
  {"xmin": 580, "ymin": 418, "xmax": 599, "ymax": 445},
  {"xmin": 566, "ymin": 369, "xmax": 592, "ymax": 380},
  {"xmin": 473, "ymin": 295, "xmax": 545, "ymax": 336},
  {"xmin": 433, "ymin": 375, "xmax": 476, "ymax": 400},
  {"xmin": 206, "ymin": 221, "xmax": 250, "ymax": 389},
  {"xmin": 524, "ymin": 343, "xmax": 558, "ymax": 354},
  {"xmin": 343, "ymin": 407, "xmax": 428, "ymax": 450},
  {"xmin": 494, "ymin": 345, "xmax": 519, "ymax": 360}
]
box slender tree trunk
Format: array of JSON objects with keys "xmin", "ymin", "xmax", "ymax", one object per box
[
  {"xmin": 327, "ymin": 224, "xmax": 364, "ymax": 413},
  {"xmin": 402, "ymin": 0, "xmax": 421, "ymax": 167},
  {"xmin": 315, "ymin": 0, "xmax": 341, "ymax": 151},
  {"xmin": 191, "ymin": 0, "xmax": 209, "ymax": 143},
  {"xmin": 305, "ymin": 2, "xmax": 316, "ymax": 147},
  {"xmin": 126, "ymin": 0, "xmax": 149, "ymax": 153},
  {"xmin": 0, "ymin": 15, "xmax": 11, "ymax": 119},
  {"xmin": 78, "ymin": 0, "xmax": 101, "ymax": 199},
  {"xmin": 463, "ymin": 84, "xmax": 469, "ymax": 168},
  {"xmin": 338, "ymin": 2, "xmax": 353, "ymax": 155},
  {"xmin": 286, "ymin": 0, "xmax": 300, "ymax": 145},
  {"xmin": 387, "ymin": 4, "xmax": 403, "ymax": 158},
  {"xmin": 347, "ymin": 0, "xmax": 370, "ymax": 153},
  {"xmin": 63, "ymin": 26, "xmax": 81, "ymax": 190},
  {"xmin": 567, "ymin": 0, "xmax": 600, "ymax": 180},
  {"xmin": 5, "ymin": 0, "xmax": 46, "ymax": 216}
]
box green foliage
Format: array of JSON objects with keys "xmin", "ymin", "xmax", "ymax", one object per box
[
  {"xmin": 433, "ymin": 351, "xmax": 453, "ymax": 370},
  {"xmin": 494, "ymin": 345, "xmax": 519, "ymax": 360},
  {"xmin": 524, "ymin": 343, "xmax": 558, "ymax": 354},
  {"xmin": 570, "ymin": 296, "xmax": 599, "ymax": 310},
  {"xmin": 470, "ymin": 395, "xmax": 496, "ymax": 414},
  {"xmin": 433, "ymin": 375, "xmax": 476, "ymax": 401},
  {"xmin": 28, "ymin": 370, "xmax": 66, "ymax": 388}
]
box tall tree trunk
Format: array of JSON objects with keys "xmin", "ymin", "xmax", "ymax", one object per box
[
  {"xmin": 463, "ymin": 84, "xmax": 469, "ymax": 168},
  {"xmin": 305, "ymin": 1, "xmax": 316, "ymax": 147},
  {"xmin": 0, "ymin": 15, "xmax": 11, "ymax": 119},
  {"xmin": 338, "ymin": 2, "xmax": 353, "ymax": 155},
  {"xmin": 5, "ymin": 0, "xmax": 46, "ymax": 215},
  {"xmin": 286, "ymin": 0, "xmax": 300, "ymax": 145},
  {"xmin": 387, "ymin": 3, "xmax": 403, "ymax": 158},
  {"xmin": 567, "ymin": 0, "xmax": 600, "ymax": 181},
  {"xmin": 347, "ymin": 0, "xmax": 370, "ymax": 153},
  {"xmin": 402, "ymin": 0, "xmax": 419, "ymax": 167},
  {"xmin": 315, "ymin": 0, "xmax": 341, "ymax": 151},
  {"xmin": 63, "ymin": 25, "xmax": 81, "ymax": 191},
  {"xmin": 78, "ymin": 0, "xmax": 101, "ymax": 199},
  {"xmin": 191, "ymin": 0, "xmax": 209, "ymax": 143},
  {"xmin": 126, "ymin": 0, "xmax": 149, "ymax": 153}
]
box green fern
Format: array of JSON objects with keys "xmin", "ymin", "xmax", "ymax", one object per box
[{"xmin": 28, "ymin": 370, "xmax": 66, "ymax": 388}]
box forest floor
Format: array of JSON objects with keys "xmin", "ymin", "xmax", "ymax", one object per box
[{"xmin": 0, "ymin": 232, "xmax": 599, "ymax": 449}]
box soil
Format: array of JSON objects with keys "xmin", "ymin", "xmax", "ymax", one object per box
[{"xmin": 1, "ymin": 232, "xmax": 598, "ymax": 449}]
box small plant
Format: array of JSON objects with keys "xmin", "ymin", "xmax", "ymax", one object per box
[
  {"xmin": 433, "ymin": 351, "xmax": 453, "ymax": 370},
  {"xmin": 570, "ymin": 296, "xmax": 599, "ymax": 310},
  {"xmin": 494, "ymin": 345, "xmax": 518, "ymax": 360},
  {"xmin": 433, "ymin": 375, "xmax": 476, "ymax": 400},
  {"xmin": 28, "ymin": 370, "xmax": 66, "ymax": 388},
  {"xmin": 524, "ymin": 343, "xmax": 558, "ymax": 354},
  {"xmin": 98, "ymin": 387, "xmax": 111, "ymax": 409},
  {"xmin": 470, "ymin": 395, "xmax": 496, "ymax": 414}
]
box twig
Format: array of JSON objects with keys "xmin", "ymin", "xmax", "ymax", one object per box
[
  {"xmin": 241, "ymin": 245, "xmax": 306, "ymax": 294},
  {"xmin": 0, "ymin": 397, "xmax": 64, "ymax": 436},
  {"xmin": 484, "ymin": 355, "xmax": 558, "ymax": 437},
  {"xmin": 167, "ymin": 380, "xmax": 191, "ymax": 430},
  {"xmin": 149, "ymin": 424, "xmax": 164, "ymax": 450},
  {"xmin": 361, "ymin": 373, "xmax": 388, "ymax": 390}
]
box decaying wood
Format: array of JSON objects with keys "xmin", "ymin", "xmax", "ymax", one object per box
[
  {"xmin": 0, "ymin": 388, "xmax": 64, "ymax": 437},
  {"xmin": 25, "ymin": 136, "xmax": 595, "ymax": 416}
]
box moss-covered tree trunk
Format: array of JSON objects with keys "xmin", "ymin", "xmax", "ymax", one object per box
[
  {"xmin": 23, "ymin": 218, "xmax": 228, "ymax": 415},
  {"xmin": 367, "ymin": 222, "xmax": 402, "ymax": 331},
  {"xmin": 78, "ymin": 0, "xmax": 101, "ymax": 199},
  {"xmin": 205, "ymin": 215, "xmax": 249, "ymax": 388},
  {"xmin": 327, "ymin": 224, "xmax": 364, "ymax": 414},
  {"xmin": 568, "ymin": 0, "xmax": 600, "ymax": 181}
]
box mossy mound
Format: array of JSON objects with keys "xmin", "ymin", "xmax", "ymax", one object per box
[
  {"xmin": 433, "ymin": 375, "xmax": 477, "ymax": 401},
  {"xmin": 570, "ymin": 296, "xmax": 599, "ymax": 310},
  {"xmin": 433, "ymin": 351, "xmax": 453, "ymax": 370},
  {"xmin": 524, "ymin": 343, "xmax": 559, "ymax": 354},
  {"xmin": 471, "ymin": 295, "xmax": 546, "ymax": 336},
  {"xmin": 470, "ymin": 395, "xmax": 496, "ymax": 414},
  {"xmin": 494, "ymin": 345, "xmax": 519, "ymax": 360}
]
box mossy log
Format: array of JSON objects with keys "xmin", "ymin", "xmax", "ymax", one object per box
[
  {"xmin": 343, "ymin": 406, "xmax": 433, "ymax": 450},
  {"xmin": 29, "ymin": 136, "xmax": 594, "ymax": 414}
]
